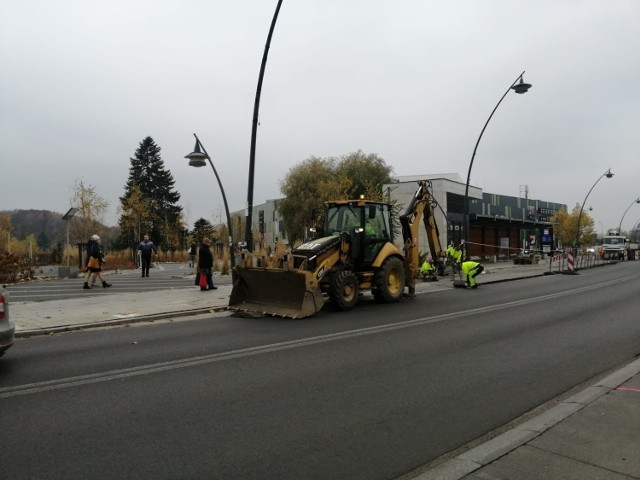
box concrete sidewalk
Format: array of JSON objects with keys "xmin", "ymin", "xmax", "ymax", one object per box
[
  {"xmin": 415, "ymin": 358, "xmax": 640, "ymax": 480},
  {"xmin": 11, "ymin": 260, "xmax": 640, "ymax": 479},
  {"xmin": 11, "ymin": 261, "xmax": 550, "ymax": 337}
]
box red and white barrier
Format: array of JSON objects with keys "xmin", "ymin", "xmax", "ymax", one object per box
[
  {"xmin": 567, "ymin": 253, "xmax": 574, "ymax": 273},
  {"xmin": 550, "ymin": 254, "xmax": 563, "ymax": 263}
]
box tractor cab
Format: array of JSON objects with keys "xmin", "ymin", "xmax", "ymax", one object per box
[{"xmin": 325, "ymin": 199, "xmax": 392, "ymax": 267}]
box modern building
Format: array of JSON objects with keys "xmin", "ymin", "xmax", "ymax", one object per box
[
  {"xmin": 231, "ymin": 199, "xmax": 287, "ymax": 249},
  {"xmin": 235, "ymin": 174, "xmax": 566, "ymax": 258},
  {"xmin": 385, "ymin": 174, "xmax": 567, "ymax": 260}
]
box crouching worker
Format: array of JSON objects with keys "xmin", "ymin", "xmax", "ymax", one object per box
[
  {"xmin": 461, "ymin": 260, "xmax": 484, "ymax": 289},
  {"xmin": 420, "ymin": 257, "xmax": 438, "ymax": 281}
]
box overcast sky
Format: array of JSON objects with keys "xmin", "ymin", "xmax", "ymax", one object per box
[{"xmin": 1, "ymin": 0, "xmax": 639, "ymax": 234}]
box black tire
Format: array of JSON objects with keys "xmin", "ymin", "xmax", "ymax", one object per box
[
  {"xmin": 373, "ymin": 256, "xmax": 405, "ymax": 303},
  {"xmin": 329, "ymin": 270, "xmax": 359, "ymax": 310}
]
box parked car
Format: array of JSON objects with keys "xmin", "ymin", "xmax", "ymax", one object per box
[{"xmin": 0, "ymin": 285, "xmax": 15, "ymax": 357}]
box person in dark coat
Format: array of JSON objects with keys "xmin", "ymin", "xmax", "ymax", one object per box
[
  {"xmin": 198, "ymin": 238, "xmax": 217, "ymax": 291},
  {"xmin": 83, "ymin": 234, "xmax": 112, "ymax": 289}
]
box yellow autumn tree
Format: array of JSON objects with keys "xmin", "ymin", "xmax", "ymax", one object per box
[
  {"xmin": 553, "ymin": 203, "xmax": 595, "ymax": 247},
  {"xmin": 118, "ymin": 185, "xmax": 153, "ymax": 248},
  {"xmin": 70, "ymin": 179, "xmax": 109, "ymax": 244}
]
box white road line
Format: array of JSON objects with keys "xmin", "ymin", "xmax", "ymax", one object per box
[{"xmin": 2, "ymin": 274, "xmax": 636, "ymax": 399}]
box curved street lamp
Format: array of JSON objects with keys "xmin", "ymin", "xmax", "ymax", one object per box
[
  {"xmin": 596, "ymin": 220, "xmax": 604, "ymax": 240},
  {"xmin": 245, "ymin": 0, "xmax": 283, "ymax": 252},
  {"xmin": 185, "ymin": 134, "xmax": 235, "ymax": 268},
  {"xmin": 462, "ymin": 71, "xmax": 532, "ymax": 257},
  {"xmin": 633, "ymin": 217, "xmax": 640, "ymax": 243},
  {"xmin": 575, "ymin": 168, "xmax": 613, "ymax": 249},
  {"xmin": 618, "ymin": 196, "xmax": 640, "ymax": 232},
  {"xmin": 62, "ymin": 207, "xmax": 79, "ymax": 267}
]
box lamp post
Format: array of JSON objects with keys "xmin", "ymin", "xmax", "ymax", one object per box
[
  {"xmin": 575, "ymin": 168, "xmax": 613, "ymax": 249},
  {"xmin": 185, "ymin": 134, "xmax": 235, "ymax": 268},
  {"xmin": 596, "ymin": 221, "xmax": 604, "ymax": 241},
  {"xmin": 462, "ymin": 71, "xmax": 532, "ymax": 257},
  {"xmin": 618, "ymin": 196, "xmax": 640, "ymax": 233},
  {"xmin": 61, "ymin": 207, "xmax": 78, "ymax": 267},
  {"xmin": 633, "ymin": 218, "xmax": 640, "ymax": 243},
  {"xmin": 245, "ymin": 0, "xmax": 283, "ymax": 252}
]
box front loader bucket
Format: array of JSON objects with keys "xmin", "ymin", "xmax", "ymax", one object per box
[{"xmin": 228, "ymin": 267, "xmax": 325, "ymax": 319}]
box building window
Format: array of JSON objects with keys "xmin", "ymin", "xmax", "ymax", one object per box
[{"xmin": 447, "ymin": 192, "xmax": 465, "ymax": 214}]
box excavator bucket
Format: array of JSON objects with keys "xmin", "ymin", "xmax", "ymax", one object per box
[{"xmin": 228, "ymin": 267, "xmax": 325, "ymax": 319}]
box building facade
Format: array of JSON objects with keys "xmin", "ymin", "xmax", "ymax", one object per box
[
  {"xmin": 234, "ymin": 174, "xmax": 566, "ymax": 258},
  {"xmin": 385, "ymin": 175, "xmax": 567, "ymax": 260},
  {"xmin": 231, "ymin": 199, "xmax": 288, "ymax": 249}
]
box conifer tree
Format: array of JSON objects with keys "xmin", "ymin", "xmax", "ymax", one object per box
[
  {"xmin": 119, "ymin": 137, "xmax": 183, "ymax": 248},
  {"xmin": 191, "ymin": 218, "xmax": 216, "ymax": 244}
]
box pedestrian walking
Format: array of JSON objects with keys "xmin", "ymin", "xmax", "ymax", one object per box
[
  {"xmin": 83, "ymin": 235, "xmax": 112, "ymax": 289},
  {"xmin": 198, "ymin": 238, "xmax": 217, "ymax": 291},
  {"xmin": 138, "ymin": 234, "xmax": 158, "ymax": 277},
  {"xmin": 461, "ymin": 259, "xmax": 484, "ymax": 289},
  {"xmin": 89, "ymin": 242, "xmax": 106, "ymax": 287},
  {"xmin": 188, "ymin": 242, "xmax": 197, "ymax": 268}
]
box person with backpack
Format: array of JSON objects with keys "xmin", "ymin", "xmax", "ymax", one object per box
[{"xmin": 83, "ymin": 235, "xmax": 112, "ymax": 289}]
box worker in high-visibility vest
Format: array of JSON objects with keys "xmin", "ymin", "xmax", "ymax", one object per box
[
  {"xmin": 446, "ymin": 243, "xmax": 462, "ymax": 265},
  {"xmin": 461, "ymin": 260, "xmax": 484, "ymax": 288},
  {"xmin": 420, "ymin": 256, "xmax": 438, "ymax": 281}
]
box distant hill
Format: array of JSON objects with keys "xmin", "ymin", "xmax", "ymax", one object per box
[{"xmin": 2, "ymin": 209, "xmax": 119, "ymax": 249}]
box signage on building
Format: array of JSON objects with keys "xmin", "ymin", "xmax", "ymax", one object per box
[{"xmin": 541, "ymin": 227, "xmax": 553, "ymax": 251}]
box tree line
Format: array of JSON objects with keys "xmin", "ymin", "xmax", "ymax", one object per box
[{"xmin": 1, "ymin": 135, "xmax": 608, "ymax": 266}]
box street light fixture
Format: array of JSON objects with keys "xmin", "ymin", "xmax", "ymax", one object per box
[
  {"xmin": 575, "ymin": 168, "xmax": 613, "ymax": 249},
  {"xmin": 462, "ymin": 71, "xmax": 532, "ymax": 257},
  {"xmin": 245, "ymin": 0, "xmax": 283, "ymax": 252},
  {"xmin": 61, "ymin": 207, "xmax": 78, "ymax": 267},
  {"xmin": 618, "ymin": 196, "xmax": 640, "ymax": 232},
  {"xmin": 185, "ymin": 134, "xmax": 235, "ymax": 268}
]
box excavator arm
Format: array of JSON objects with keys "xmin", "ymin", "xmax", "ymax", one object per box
[{"xmin": 399, "ymin": 181, "xmax": 444, "ymax": 288}]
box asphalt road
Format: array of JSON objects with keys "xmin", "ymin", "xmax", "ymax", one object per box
[
  {"xmin": 1, "ymin": 262, "xmax": 639, "ymax": 479},
  {"xmin": 5, "ymin": 263, "xmax": 232, "ymax": 302}
]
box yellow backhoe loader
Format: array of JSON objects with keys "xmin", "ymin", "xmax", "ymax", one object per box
[{"xmin": 228, "ymin": 181, "xmax": 444, "ymax": 318}]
